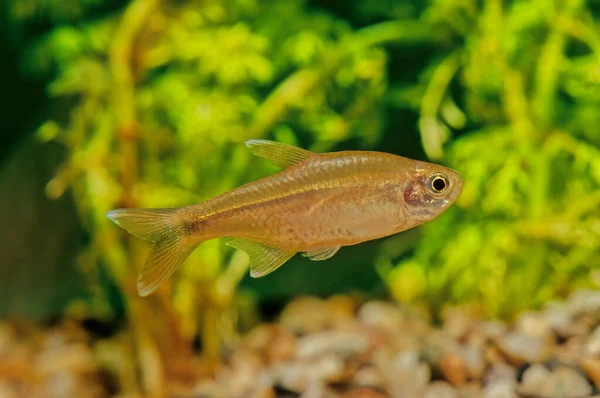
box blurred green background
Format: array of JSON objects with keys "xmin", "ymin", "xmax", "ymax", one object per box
[{"xmin": 0, "ymin": 0, "xmax": 599, "ymax": 392}]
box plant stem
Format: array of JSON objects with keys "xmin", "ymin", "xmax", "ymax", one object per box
[
  {"xmin": 533, "ymin": 0, "xmax": 584, "ymax": 129},
  {"xmin": 109, "ymin": 0, "xmax": 165, "ymax": 394},
  {"xmin": 419, "ymin": 51, "xmax": 461, "ymax": 160}
]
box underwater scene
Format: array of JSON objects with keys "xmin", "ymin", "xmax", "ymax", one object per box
[{"xmin": 1, "ymin": 0, "xmax": 600, "ymax": 397}]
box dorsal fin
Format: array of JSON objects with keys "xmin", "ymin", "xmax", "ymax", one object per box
[{"xmin": 245, "ymin": 139, "xmax": 314, "ymax": 169}]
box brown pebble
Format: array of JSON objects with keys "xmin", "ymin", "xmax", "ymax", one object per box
[
  {"xmin": 267, "ymin": 328, "xmax": 297, "ymax": 363},
  {"xmin": 280, "ymin": 297, "xmax": 331, "ymax": 334},
  {"xmin": 243, "ymin": 324, "xmax": 297, "ymax": 364},
  {"xmin": 581, "ymin": 357, "xmax": 600, "ymax": 389},
  {"xmin": 484, "ymin": 345, "xmax": 506, "ymax": 365},
  {"xmin": 556, "ymin": 336, "xmax": 586, "ymax": 365},
  {"xmin": 244, "ymin": 324, "xmax": 277, "ymax": 351},
  {"xmin": 251, "ymin": 387, "xmax": 276, "ymax": 398},
  {"xmin": 340, "ymin": 387, "xmax": 388, "ymax": 398},
  {"xmin": 440, "ymin": 353, "xmax": 468, "ymax": 386},
  {"xmin": 327, "ymin": 295, "xmax": 357, "ymax": 320}
]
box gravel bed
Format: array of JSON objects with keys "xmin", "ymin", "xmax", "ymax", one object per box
[{"xmin": 1, "ymin": 289, "xmax": 600, "ymax": 397}]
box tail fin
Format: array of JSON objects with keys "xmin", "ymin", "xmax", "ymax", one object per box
[{"xmin": 107, "ymin": 208, "xmax": 197, "ymax": 296}]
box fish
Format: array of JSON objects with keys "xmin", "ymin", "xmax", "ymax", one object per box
[{"xmin": 107, "ymin": 139, "xmax": 463, "ymax": 296}]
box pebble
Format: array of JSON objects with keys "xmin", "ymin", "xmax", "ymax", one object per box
[
  {"xmin": 585, "ymin": 326, "xmax": 600, "ymax": 356},
  {"xmin": 278, "ymin": 355, "xmax": 346, "ymax": 393},
  {"xmin": 442, "ymin": 306, "xmax": 478, "ymax": 340},
  {"xmin": 296, "ymin": 331, "xmax": 369, "ymax": 359},
  {"xmin": 480, "ymin": 320, "xmax": 508, "ymax": 341},
  {"xmin": 483, "ymin": 380, "xmax": 517, "ymax": 398},
  {"xmin": 460, "ymin": 344, "xmax": 486, "ymax": 380},
  {"xmin": 326, "ymin": 295, "xmax": 358, "ymax": 327},
  {"xmin": 243, "ymin": 324, "xmax": 298, "ymax": 364},
  {"xmin": 551, "ymin": 367, "xmax": 593, "ymax": 398},
  {"xmin": 484, "ymin": 363, "xmax": 517, "ymax": 385},
  {"xmin": 567, "ymin": 289, "xmax": 600, "ymax": 315},
  {"xmin": 384, "ymin": 349, "xmax": 431, "ymax": 398},
  {"xmin": 424, "ymin": 381, "xmax": 458, "ymax": 398},
  {"xmin": 0, "ymin": 321, "xmax": 109, "ymax": 398},
  {"xmin": 267, "ymin": 329, "xmax": 297, "ymax": 363},
  {"xmin": 485, "ymin": 345, "xmax": 507, "ymax": 365},
  {"xmin": 457, "ymin": 382, "xmax": 483, "ymax": 398},
  {"xmin": 357, "ymin": 301, "xmax": 406, "ymax": 335},
  {"xmin": 353, "ymin": 365, "xmax": 387, "ymax": 390},
  {"xmin": 497, "ymin": 331, "xmax": 550, "ymax": 364},
  {"xmin": 280, "ymin": 297, "xmax": 332, "ymax": 334},
  {"xmin": 0, "ymin": 382, "xmax": 18, "ymax": 398},
  {"xmin": 0, "ymin": 325, "xmax": 15, "ymax": 357},
  {"xmin": 219, "ymin": 348, "xmax": 263, "ymax": 396},
  {"xmin": 339, "ymin": 387, "xmax": 388, "ymax": 398},
  {"xmin": 421, "ymin": 329, "xmax": 458, "ymax": 367},
  {"xmin": 556, "ymin": 336, "xmax": 586, "ymax": 365},
  {"xmin": 544, "ymin": 303, "xmax": 588, "ymax": 338},
  {"xmin": 516, "ymin": 311, "xmax": 554, "ymax": 340},
  {"xmin": 519, "ymin": 365, "xmax": 593, "ymax": 398},
  {"xmin": 251, "ymin": 387, "xmax": 276, "ymax": 398},
  {"xmin": 300, "ymin": 382, "xmax": 329, "ymax": 398},
  {"xmin": 4, "ymin": 288, "xmax": 600, "ymax": 397},
  {"xmin": 191, "ymin": 380, "xmax": 228, "ymax": 398},
  {"xmin": 440, "ymin": 352, "xmax": 468, "ymax": 386},
  {"xmin": 518, "ymin": 364, "xmax": 553, "ymax": 396},
  {"xmin": 581, "ymin": 357, "xmax": 600, "ymax": 389},
  {"xmin": 277, "ymin": 362, "xmax": 310, "ymax": 393}
]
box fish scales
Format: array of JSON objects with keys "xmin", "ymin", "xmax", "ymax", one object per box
[{"xmin": 181, "ymin": 152, "xmax": 409, "ymax": 248}]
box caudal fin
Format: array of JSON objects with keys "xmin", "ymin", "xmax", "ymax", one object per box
[{"xmin": 107, "ymin": 208, "xmax": 196, "ymax": 296}]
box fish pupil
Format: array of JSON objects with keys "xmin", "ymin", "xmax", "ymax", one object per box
[{"xmin": 432, "ymin": 177, "xmax": 446, "ymax": 192}]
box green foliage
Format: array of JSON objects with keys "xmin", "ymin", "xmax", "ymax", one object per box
[
  {"xmin": 22, "ymin": 1, "xmax": 433, "ymax": 384},
  {"xmin": 8, "ymin": 0, "xmax": 103, "ymax": 24},
  {"xmin": 13, "ymin": 0, "xmax": 600, "ymax": 392},
  {"xmin": 13, "ymin": 0, "xmax": 600, "ymax": 372},
  {"xmin": 383, "ymin": 0, "xmax": 600, "ymax": 318}
]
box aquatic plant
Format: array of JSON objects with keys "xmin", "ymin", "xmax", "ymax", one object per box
[
  {"xmin": 10, "ymin": 0, "xmax": 600, "ymax": 392},
  {"xmin": 15, "ymin": 0, "xmax": 429, "ymax": 393},
  {"xmin": 382, "ymin": 0, "xmax": 600, "ymax": 318}
]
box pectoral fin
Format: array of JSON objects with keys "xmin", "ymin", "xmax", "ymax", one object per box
[
  {"xmin": 302, "ymin": 246, "xmax": 341, "ymax": 261},
  {"xmin": 245, "ymin": 139, "xmax": 314, "ymax": 169},
  {"xmin": 224, "ymin": 237, "xmax": 295, "ymax": 277}
]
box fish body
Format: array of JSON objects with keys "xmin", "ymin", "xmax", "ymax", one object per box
[{"xmin": 108, "ymin": 140, "xmax": 463, "ymax": 296}]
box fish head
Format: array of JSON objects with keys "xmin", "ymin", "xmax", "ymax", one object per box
[{"xmin": 402, "ymin": 162, "xmax": 463, "ymax": 221}]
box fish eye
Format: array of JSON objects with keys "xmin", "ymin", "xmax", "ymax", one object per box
[{"xmin": 427, "ymin": 173, "xmax": 449, "ymax": 195}]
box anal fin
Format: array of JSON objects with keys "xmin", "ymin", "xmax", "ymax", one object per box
[
  {"xmin": 224, "ymin": 237, "xmax": 295, "ymax": 277},
  {"xmin": 302, "ymin": 246, "xmax": 341, "ymax": 261}
]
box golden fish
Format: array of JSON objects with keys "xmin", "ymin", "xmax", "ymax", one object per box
[{"xmin": 108, "ymin": 140, "xmax": 463, "ymax": 296}]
